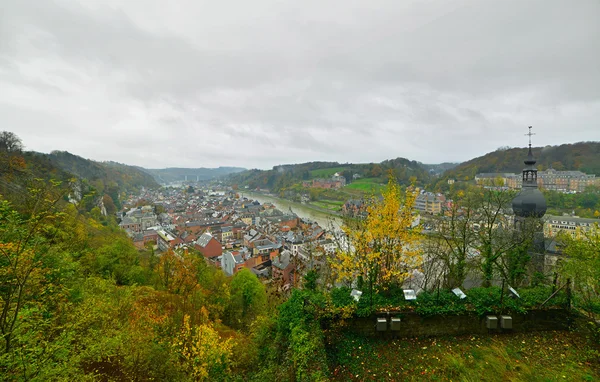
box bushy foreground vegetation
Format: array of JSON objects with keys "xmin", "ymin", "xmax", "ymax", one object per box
[
  {"xmin": 331, "ymin": 285, "xmax": 571, "ymax": 318},
  {"xmin": 0, "ymin": 177, "xmax": 308, "ymax": 380}
]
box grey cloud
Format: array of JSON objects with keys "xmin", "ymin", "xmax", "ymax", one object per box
[{"xmin": 0, "ymin": 0, "xmax": 599, "ymax": 169}]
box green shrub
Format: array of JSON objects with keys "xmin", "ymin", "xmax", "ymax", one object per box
[
  {"xmin": 414, "ymin": 290, "xmax": 468, "ymax": 316},
  {"xmin": 290, "ymin": 323, "xmax": 329, "ymax": 381},
  {"xmin": 274, "ymin": 289, "xmax": 330, "ymax": 380},
  {"xmin": 519, "ymin": 285, "xmax": 568, "ymax": 309},
  {"xmin": 467, "ymin": 287, "xmax": 504, "ymax": 316},
  {"xmin": 328, "ymin": 286, "xmax": 570, "ymax": 318},
  {"xmin": 330, "ymin": 287, "xmax": 354, "ymax": 308}
]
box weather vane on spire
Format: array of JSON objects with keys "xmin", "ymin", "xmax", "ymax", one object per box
[{"xmin": 525, "ymin": 126, "xmax": 535, "ymax": 148}]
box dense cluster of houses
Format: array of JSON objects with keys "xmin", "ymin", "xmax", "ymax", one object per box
[
  {"xmin": 342, "ymin": 190, "xmax": 450, "ymax": 217},
  {"xmin": 415, "ymin": 192, "xmax": 450, "ymax": 215},
  {"xmin": 118, "ymin": 186, "xmax": 338, "ymax": 288},
  {"xmin": 116, "ymin": 177, "xmax": 597, "ymax": 292}
]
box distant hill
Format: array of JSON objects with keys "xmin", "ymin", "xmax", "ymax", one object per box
[
  {"xmin": 141, "ymin": 167, "xmax": 246, "ymax": 184},
  {"xmin": 228, "ymin": 158, "xmax": 442, "ymax": 194},
  {"xmin": 433, "ymin": 141, "xmax": 600, "ymax": 190},
  {"xmin": 420, "ymin": 162, "xmax": 460, "ymax": 175}
]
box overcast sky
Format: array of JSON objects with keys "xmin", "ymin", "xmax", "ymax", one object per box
[{"xmin": 1, "ymin": 0, "xmax": 599, "ymax": 169}]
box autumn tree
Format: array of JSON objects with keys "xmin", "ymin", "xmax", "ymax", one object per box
[
  {"xmin": 0, "ymin": 179, "xmax": 68, "ymax": 353},
  {"xmin": 225, "ymin": 268, "xmax": 267, "ymax": 330},
  {"xmin": 0, "ymin": 132, "xmax": 26, "ymax": 182},
  {"xmin": 472, "ymin": 188, "xmax": 518, "ymax": 286},
  {"xmin": 416, "ymin": 235, "xmax": 447, "ymax": 292},
  {"xmin": 331, "ymin": 175, "xmax": 421, "ymax": 302},
  {"xmin": 155, "ymin": 249, "xmax": 200, "ymax": 297},
  {"xmin": 496, "ymin": 217, "xmax": 541, "ymax": 287},
  {"xmin": 428, "ymin": 192, "xmax": 478, "ymax": 289},
  {"xmin": 172, "ymin": 312, "xmax": 233, "ymax": 381},
  {"xmin": 425, "ymin": 186, "xmax": 540, "ymax": 288},
  {"xmin": 369, "ymin": 164, "xmax": 383, "ymax": 178},
  {"xmin": 0, "ymin": 131, "xmax": 23, "ymax": 153},
  {"xmin": 558, "ymin": 223, "xmax": 600, "ymax": 317},
  {"xmin": 82, "ymin": 230, "xmax": 142, "ymax": 285},
  {"xmin": 102, "ymin": 194, "xmax": 117, "ymax": 215}
]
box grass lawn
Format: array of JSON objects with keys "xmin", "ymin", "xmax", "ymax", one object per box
[
  {"xmin": 345, "ymin": 178, "xmax": 386, "ymax": 194},
  {"xmin": 310, "ymin": 167, "xmax": 348, "ymax": 178},
  {"xmin": 312, "ymin": 199, "xmax": 344, "ymax": 211},
  {"xmin": 329, "ymin": 331, "xmax": 600, "ymax": 381}
]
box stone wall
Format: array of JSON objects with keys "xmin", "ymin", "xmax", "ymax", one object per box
[{"xmin": 342, "ymin": 309, "xmax": 573, "ymax": 338}]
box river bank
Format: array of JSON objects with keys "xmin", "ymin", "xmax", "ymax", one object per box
[
  {"xmin": 242, "ymin": 191, "xmax": 343, "ymax": 229},
  {"xmin": 302, "ymin": 201, "xmax": 343, "ymax": 217}
]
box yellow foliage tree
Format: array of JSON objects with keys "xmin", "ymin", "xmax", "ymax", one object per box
[
  {"xmin": 0, "ymin": 180, "xmax": 69, "ymax": 353},
  {"xmin": 156, "ymin": 249, "xmax": 200, "ymax": 297},
  {"xmin": 172, "ymin": 312, "xmax": 233, "ymax": 381},
  {"xmin": 331, "ymin": 175, "xmax": 422, "ymax": 296},
  {"xmin": 558, "ymin": 223, "xmax": 600, "ymax": 318}
]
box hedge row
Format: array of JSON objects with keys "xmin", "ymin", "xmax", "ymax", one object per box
[{"xmin": 330, "ymin": 286, "xmax": 570, "ymax": 317}]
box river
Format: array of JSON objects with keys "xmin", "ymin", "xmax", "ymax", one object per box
[{"xmin": 242, "ymin": 192, "xmax": 342, "ymax": 230}]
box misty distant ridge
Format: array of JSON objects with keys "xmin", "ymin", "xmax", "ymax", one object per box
[
  {"xmin": 269, "ymin": 161, "xmax": 459, "ymax": 173},
  {"xmin": 30, "ymin": 140, "xmax": 600, "ymax": 189},
  {"xmin": 35, "ymin": 150, "xmax": 246, "ymax": 187},
  {"xmin": 138, "ymin": 160, "xmax": 461, "ymax": 186},
  {"xmin": 139, "ymin": 166, "xmax": 246, "ymax": 184}
]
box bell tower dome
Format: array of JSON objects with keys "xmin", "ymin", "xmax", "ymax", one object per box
[{"xmin": 512, "ymin": 126, "xmax": 547, "ymax": 218}]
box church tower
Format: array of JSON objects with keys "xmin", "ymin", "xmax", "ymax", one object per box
[{"xmin": 512, "ymin": 126, "xmax": 547, "ymax": 252}]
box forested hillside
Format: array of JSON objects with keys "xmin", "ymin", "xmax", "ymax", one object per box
[
  {"xmin": 0, "ymin": 133, "xmax": 73, "ymax": 207},
  {"xmin": 48, "ymin": 150, "xmax": 159, "ymax": 192},
  {"xmin": 421, "ymin": 162, "xmax": 459, "ymax": 175},
  {"xmin": 229, "ymin": 157, "xmax": 436, "ymax": 193},
  {"xmin": 0, "ymin": 132, "xmax": 159, "ymax": 219},
  {"xmin": 0, "ymin": 132, "xmax": 275, "ymax": 380},
  {"xmin": 0, "ymin": 132, "xmax": 342, "ymax": 381},
  {"xmin": 434, "ymin": 141, "xmax": 600, "ymax": 190}
]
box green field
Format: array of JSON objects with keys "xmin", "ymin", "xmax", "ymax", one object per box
[
  {"xmin": 312, "ymin": 199, "xmax": 345, "ymax": 211},
  {"xmin": 330, "ymin": 330, "xmax": 600, "ymax": 381},
  {"xmin": 310, "ymin": 167, "xmax": 348, "ymax": 178},
  {"xmin": 345, "ymin": 177, "xmax": 385, "ymax": 193}
]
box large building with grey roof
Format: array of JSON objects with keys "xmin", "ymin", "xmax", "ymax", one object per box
[
  {"xmin": 543, "ymin": 215, "xmax": 599, "ymax": 239},
  {"xmin": 477, "ymin": 168, "xmax": 598, "ymax": 193}
]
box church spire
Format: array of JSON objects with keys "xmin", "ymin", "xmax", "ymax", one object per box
[
  {"xmin": 524, "ymin": 126, "xmax": 536, "ymax": 166},
  {"xmin": 522, "ymin": 126, "xmax": 537, "ymax": 184},
  {"xmin": 512, "ymin": 126, "xmax": 546, "ymax": 219}
]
